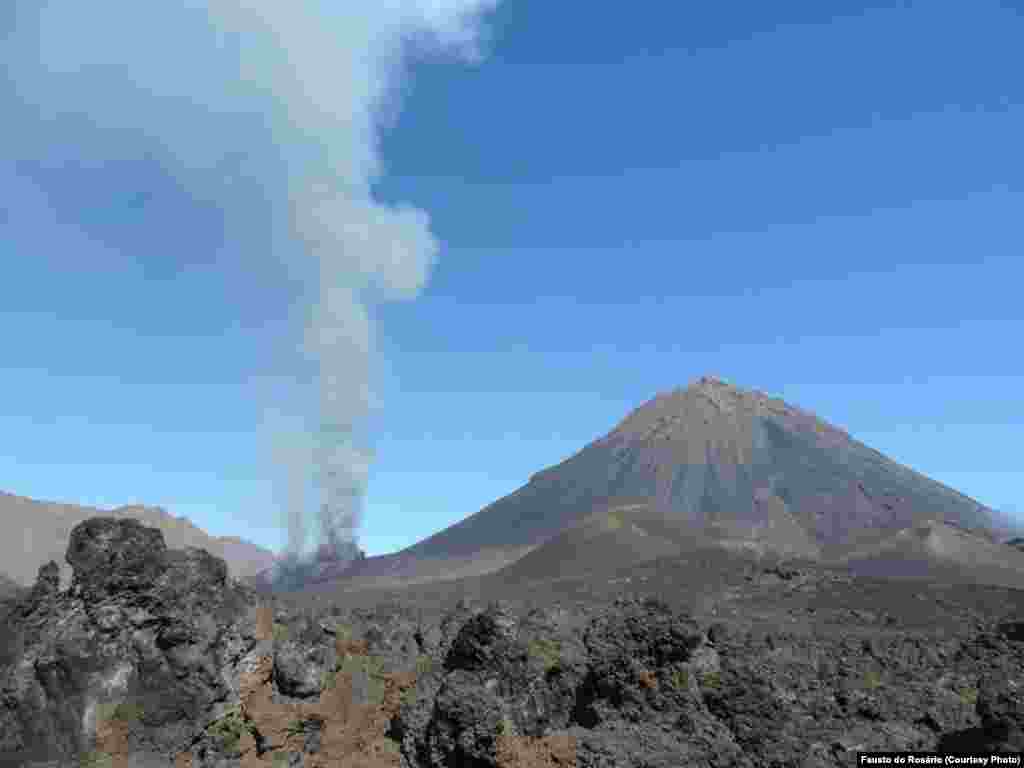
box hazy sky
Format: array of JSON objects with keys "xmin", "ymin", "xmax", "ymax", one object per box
[{"xmin": 2, "ymin": 1, "xmax": 1021, "ymax": 557}]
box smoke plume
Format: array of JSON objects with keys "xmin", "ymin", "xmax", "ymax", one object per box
[
  {"xmin": 2, "ymin": 0, "xmax": 499, "ymax": 580},
  {"xmin": 217, "ymin": 0, "xmax": 500, "ymax": 578}
]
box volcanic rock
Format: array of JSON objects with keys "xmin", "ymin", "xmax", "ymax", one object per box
[
  {"xmin": 6, "ymin": 515, "xmax": 1024, "ymax": 766},
  {"xmin": 0, "ymin": 517, "xmax": 263, "ymax": 766}
]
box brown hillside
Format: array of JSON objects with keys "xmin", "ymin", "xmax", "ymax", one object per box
[{"xmin": 0, "ymin": 490, "xmax": 277, "ymax": 586}]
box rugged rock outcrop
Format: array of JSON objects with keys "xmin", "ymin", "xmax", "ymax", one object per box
[
  {"xmin": 3, "ymin": 516, "xmax": 1024, "ymax": 766},
  {"xmin": 387, "ymin": 594, "xmax": 1024, "ymax": 768},
  {"xmin": 0, "ymin": 518, "xmax": 425, "ymax": 767},
  {"xmin": 0, "ymin": 517, "xmax": 265, "ymax": 766}
]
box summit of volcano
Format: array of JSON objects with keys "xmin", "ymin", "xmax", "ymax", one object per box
[{"xmin": 257, "ymin": 376, "xmax": 1023, "ymax": 592}]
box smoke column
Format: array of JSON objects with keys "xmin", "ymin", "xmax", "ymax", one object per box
[
  {"xmin": 2, "ymin": 0, "xmax": 499, "ymax": 580},
  {"xmin": 217, "ymin": 1, "xmax": 501, "ymax": 577}
]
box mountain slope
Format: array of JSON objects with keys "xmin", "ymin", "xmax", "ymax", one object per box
[
  {"xmin": 493, "ymin": 503, "xmax": 682, "ymax": 585},
  {"xmin": 410, "ymin": 377, "xmax": 1004, "ymax": 552},
  {"xmin": 320, "ymin": 376, "xmax": 1017, "ymax": 589},
  {"xmin": 838, "ymin": 520, "xmax": 1024, "ymax": 589},
  {"xmin": 0, "ymin": 491, "xmax": 278, "ymax": 586}
]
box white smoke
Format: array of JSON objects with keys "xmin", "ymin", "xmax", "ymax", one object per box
[
  {"xmin": 213, "ymin": 0, "xmax": 500, "ymax": 570},
  {"xmin": 249, "ymin": 1, "xmax": 499, "ymax": 570},
  {"xmin": 3, "ymin": 0, "xmax": 500, "ymax": 572}
]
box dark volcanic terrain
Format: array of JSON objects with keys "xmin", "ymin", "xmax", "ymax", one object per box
[{"xmin": 3, "ymin": 517, "xmax": 1024, "ymax": 767}]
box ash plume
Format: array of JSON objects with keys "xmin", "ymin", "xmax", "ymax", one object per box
[
  {"xmin": 226, "ymin": 0, "xmax": 500, "ymax": 579},
  {"xmin": 2, "ymin": 0, "xmax": 500, "ymax": 584}
]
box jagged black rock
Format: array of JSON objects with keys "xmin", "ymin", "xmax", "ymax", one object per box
[{"xmin": 2, "ymin": 516, "xmax": 1024, "ymax": 767}]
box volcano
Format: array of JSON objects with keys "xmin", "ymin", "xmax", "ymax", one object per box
[{"xmin": 253, "ymin": 376, "xmax": 1024, "ymax": 592}]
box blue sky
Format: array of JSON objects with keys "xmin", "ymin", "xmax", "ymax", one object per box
[{"xmin": 1, "ymin": 1, "xmax": 1021, "ymax": 557}]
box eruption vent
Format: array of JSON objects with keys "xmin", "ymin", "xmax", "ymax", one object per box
[{"xmin": 258, "ymin": 1, "xmax": 500, "ymax": 586}]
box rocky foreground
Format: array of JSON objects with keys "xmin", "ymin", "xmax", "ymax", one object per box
[{"xmin": 1, "ymin": 518, "xmax": 1023, "ymax": 767}]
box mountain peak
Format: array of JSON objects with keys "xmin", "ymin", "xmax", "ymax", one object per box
[
  {"xmin": 610, "ymin": 376, "xmax": 780, "ymax": 442},
  {"xmin": 651, "ymin": 376, "xmax": 769, "ymax": 408},
  {"xmin": 691, "ymin": 374, "xmax": 734, "ymax": 391},
  {"xmin": 321, "ymin": 379, "xmax": 1017, "ymax": 590},
  {"xmin": 685, "ymin": 375, "xmax": 754, "ymax": 409},
  {"xmin": 414, "ymin": 377, "xmax": 1003, "ymax": 556}
]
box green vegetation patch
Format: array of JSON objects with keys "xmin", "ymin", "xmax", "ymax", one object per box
[
  {"xmin": 527, "ymin": 637, "xmax": 563, "ymax": 672},
  {"xmin": 497, "ymin": 714, "xmax": 516, "ymax": 736},
  {"xmin": 80, "ymin": 751, "xmax": 113, "ymax": 768},
  {"xmin": 95, "ymin": 699, "xmax": 145, "ymax": 727},
  {"xmin": 333, "ymin": 623, "xmax": 355, "ymax": 643},
  {"xmin": 668, "ymin": 667, "xmax": 690, "ymax": 691},
  {"xmin": 415, "ymin": 653, "xmax": 435, "ymax": 677},
  {"xmin": 399, "ymin": 655, "xmax": 436, "ymax": 705},
  {"xmin": 699, "ymin": 671, "xmax": 722, "ymax": 691},
  {"xmin": 208, "ymin": 707, "xmax": 257, "ymax": 754},
  {"xmin": 321, "ymin": 646, "xmax": 390, "ymax": 695},
  {"xmin": 862, "ymin": 668, "xmax": 883, "ymax": 690},
  {"xmin": 337, "ymin": 654, "xmax": 387, "ymax": 706},
  {"xmin": 272, "ymin": 622, "xmax": 290, "ymax": 644},
  {"xmin": 603, "ymin": 512, "xmax": 624, "ymax": 531},
  {"xmin": 114, "ymin": 700, "xmax": 143, "ymax": 723},
  {"xmin": 320, "ymin": 666, "xmax": 339, "ymax": 691},
  {"xmin": 957, "ymin": 686, "xmax": 978, "ymax": 707}
]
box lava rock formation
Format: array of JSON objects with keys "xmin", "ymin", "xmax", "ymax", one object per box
[{"xmin": 3, "ymin": 516, "xmax": 1024, "ymax": 767}]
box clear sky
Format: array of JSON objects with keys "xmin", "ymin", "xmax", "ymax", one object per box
[{"xmin": 2, "ymin": 1, "xmax": 1021, "ymax": 557}]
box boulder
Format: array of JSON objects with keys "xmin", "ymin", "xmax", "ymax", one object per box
[
  {"xmin": 66, "ymin": 517, "xmax": 168, "ymax": 599},
  {"xmin": 0, "ymin": 517, "xmax": 263, "ymax": 766},
  {"xmin": 977, "ymin": 677, "xmax": 1024, "ymax": 750}
]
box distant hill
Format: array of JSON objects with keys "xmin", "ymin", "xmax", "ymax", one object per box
[
  {"xmin": 298, "ymin": 376, "xmax": 1024, "ymax": 591},
  {"xmin": 0, "ymin": 491, "xmax": 278, "ymax": 587},
  {"xmin": 493, "ymin": 503, "xmax": 681, "ymax": 585},
  {"xmin": 833, "ymin": 519, "xmax": 1024, "ymax": 589}
]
